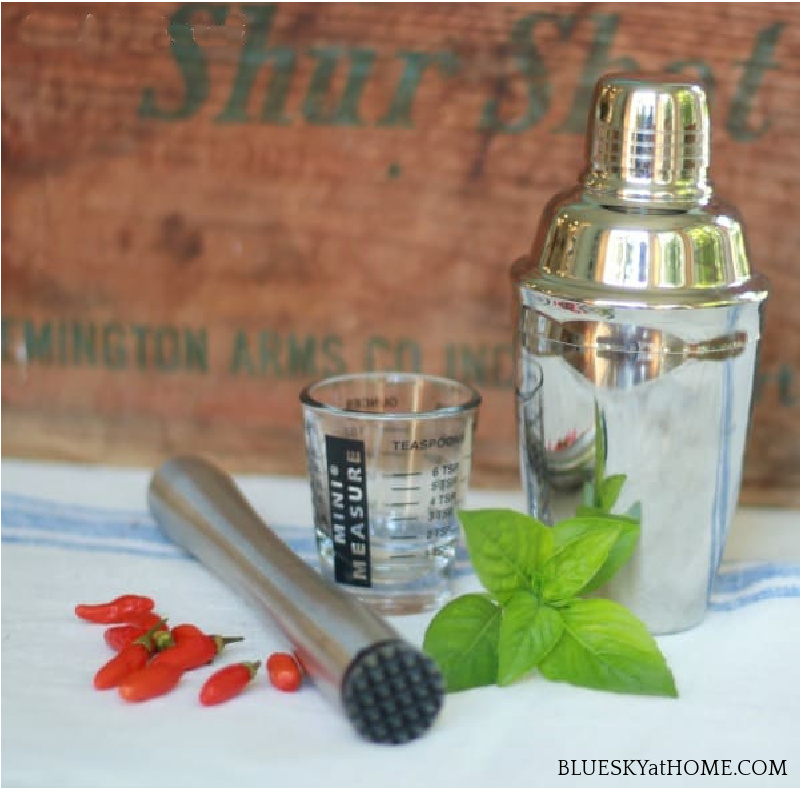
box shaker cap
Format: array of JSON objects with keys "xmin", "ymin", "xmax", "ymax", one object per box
[{"xmin": 582, "ymin": 73, "xmax": 712, "ymax": 206}]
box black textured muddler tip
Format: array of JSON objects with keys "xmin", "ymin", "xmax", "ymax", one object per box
[{"xmin": 341, "ymin": 640, "xmax": 445, "ymax": 745}]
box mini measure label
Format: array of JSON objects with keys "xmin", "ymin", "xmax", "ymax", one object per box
[{"xmin": 325, "ymin": 435, "xmax": 371, "ymax": 587}]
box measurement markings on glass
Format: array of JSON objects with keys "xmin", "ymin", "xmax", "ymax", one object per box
[{"xmin": 390, "ymin": 485, "xmax": 421, "ymax": 492}]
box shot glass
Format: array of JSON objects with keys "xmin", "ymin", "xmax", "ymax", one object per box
[{"xmin": 300, "ymin": 372, "xmax": 481, "ymax": 614}]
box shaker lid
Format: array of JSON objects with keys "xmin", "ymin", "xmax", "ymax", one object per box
[
  {"xmin": 582, "ymin": 73, "xmax": 712, "ymax": 206},
  {"xmin": 515, "ymin": 73, "xmax": 770, "ymax": 305},
  {"xmin": 516, "ymin": 72, "xmax": 769, "ymax": 305}
]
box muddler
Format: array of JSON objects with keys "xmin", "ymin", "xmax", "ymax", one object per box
[{"xmin": 148, "ymin": 455, "xmax": 445, "ymax": 745}]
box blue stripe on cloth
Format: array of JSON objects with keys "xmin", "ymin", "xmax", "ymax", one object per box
[
  {"xmin": 6, "ymin": 509, "xmax": 169, "ymax": 544},
  {"xmin": 709, "ymin": 586, "xmax": 800, "ymax": 611},
  {"xmin": 1, "ymin": 533, "xmax": 194, "ymax": 561},
  {"xmin": 3, "ymin": 492, "xmax": 798, "ymax": 609},
  {"xmin": 2, "ymin": 492, "xmax": 155, "ymax": 521},
  {"xmin": 713, "ymin": 563, "xmax": 800, "ymax": 593},
  {"xmin": 1, "ymin": 492, "xmax": 316, "ymax": 556}
]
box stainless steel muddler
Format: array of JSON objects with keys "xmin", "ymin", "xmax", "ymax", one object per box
[{"xmin": 148, "ymin": 455, "xmax": 444, "ymax": 744}]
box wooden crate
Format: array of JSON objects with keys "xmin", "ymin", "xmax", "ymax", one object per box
[{"xmin": 2, "ymin": 2, "xmax": 799, "ymax": 506}]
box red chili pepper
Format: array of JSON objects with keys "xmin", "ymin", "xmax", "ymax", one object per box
[
  {"xmin": 75, "ymin": 594, "xmax": 155, "ymax": 624},
  {"xmin": 104, "ymin": 616, "xmax": 169, "ymax": 652},
  {"xmin": 149, "ymin": 622, "xmax": 202, "ymax": 655},
  {"xmin": 170, "ymin": 623, "xmax": 205, "ymax": 645},
  {"xmin": 149, "ymin": 634, "xmax": 243, "ymax": 672},
  {"xmin": 104, "ymin": 624, "xmax": 147, "ymax": 653},
  {"xmin": 119, "ymin": 663, "xmax": 183, "ymax": 703},
  {"xmin": 199, "ymin": 661, "xmax": 261, "ymax": 706},
  {"xmin": 267, "ymin": 652, "xmax": 303, "ymax": 692},
  {"xmin": 121, "ymin": 610, "xmax": 165, "ymax": 629},
  {"xmin": 93, "ymin": 620, "xmax": 165, "ymax": 690}
]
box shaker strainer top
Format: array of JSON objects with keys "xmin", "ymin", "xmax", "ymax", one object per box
[
  {"xmin": 581, "ymin": 73, "xmax": 713, "ymax": 206},
  {"xmin": 514, "ymin": 73, "xmax": 770, "ymax": 303}
]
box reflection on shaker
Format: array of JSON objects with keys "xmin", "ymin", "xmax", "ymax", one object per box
[{"xmin": 515, "ymin": 360, "xmax": 551, "ymax": 522}]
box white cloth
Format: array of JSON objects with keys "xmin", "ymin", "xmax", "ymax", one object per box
[{"xmin": 2, "ymin": 460, "xmax": 799, "ymax": 788}]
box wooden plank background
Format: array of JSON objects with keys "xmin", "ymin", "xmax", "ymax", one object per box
[{"xmin": 2, "ymin": 2, "xmax": 799, "ymax": 506}]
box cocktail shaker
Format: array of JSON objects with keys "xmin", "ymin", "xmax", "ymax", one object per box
[{"xmin": 512, "ymin": 73, "xmax": 768, "ymax": 634}]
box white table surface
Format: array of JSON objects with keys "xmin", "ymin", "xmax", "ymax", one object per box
[{"xmin": 2, "ymin": 459, "xmax": 799, "ymax": 788}]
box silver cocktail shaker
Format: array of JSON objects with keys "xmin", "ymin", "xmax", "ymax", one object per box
[{"xmin": 512, "ymin": 73, "xmax": 768, "ymax": 634}]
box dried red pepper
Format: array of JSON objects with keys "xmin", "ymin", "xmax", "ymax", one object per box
[
  {"xmin": 119, "ymin": 663, "xmax": 183, "ymax": 703},
  {"xmin": 104, "ymin": 624, "xmax": 147, "ymax": 653},
  {"xmin": 170, "ymin": 623, "xmax": 205, "ymax": 645},
  {"xmin": 121, "ymin": 610, "xmax": 165, "ymax": 629},
  {"xmin": 199, "ymin": 661, "xmax": 261, "ymax": 706},
  {"xmin": 149, "ymin": 633, "xmax": 243, "ymax": 672},
  {"xmin": 93, "ymin": 620, "xmax": 165, "ymax": 690},
  {"xmin": 104, "ymin": 616, "xmax": 169, "ymax": 652},
  {"xmin": 75, "ymin": 594, "xmax": 154, "ymax": 624},
  {"xmin": 266, "ymin": 652, "xmax": 303, "ymax": 693}
]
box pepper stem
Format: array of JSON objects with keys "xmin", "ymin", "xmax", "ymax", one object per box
[
  {"xmin": 212, "ymin": 635, "xmax": 245, "ymax": 655},
  {"xmin": 153, "ymin": 629, "xmax": 174, "ymax": 651},
  {"xmin": 244, "ymin": 660, "xmax": 261, "ymax": 680},
  {"xmin": 135, "ymin": 618, "xmax": 168, "ymax": 652}
]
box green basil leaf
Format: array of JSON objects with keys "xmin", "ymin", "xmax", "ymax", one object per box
[
  {"xmin": 582, "ymin": 517, "xmax": 639, "ymax": 592},
  {"xmin": 422, "ymin": 593, "xmax": 501, "ymax": 692},
  {"xmin": 539, "ymin": 598, "xmax": 678, "ymax": 697},
  {"xmin": 498, "ymin": 592, "xmax": 564, "ymax": 686},
  {"xmin": 599, "ymin": 474, "xmax": 627, "ymax": 512},
  {"xmin": 539, "ymin": 522, "xmax": 621, "ymax": 602},
  {"xmin": 459, "ymin": 509, "xmax": 552, "ymax": 600},
  {"xmin": 549, "ymin": 515, "xmax": 640, "ymax": 594}
]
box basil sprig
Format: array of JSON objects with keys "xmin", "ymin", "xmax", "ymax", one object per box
[{"xmin": 423, "ymin": 508, "xmax": 677, "ymax": 697}]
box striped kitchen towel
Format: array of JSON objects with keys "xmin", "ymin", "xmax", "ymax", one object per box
[{"xmin": 3, "ymin": 492, "xmax": 799, "ymax": 613}]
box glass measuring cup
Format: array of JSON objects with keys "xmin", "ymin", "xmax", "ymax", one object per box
[{"xmin": 300, "ymin": 372, "xmax": 482, "ymax": 614}]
